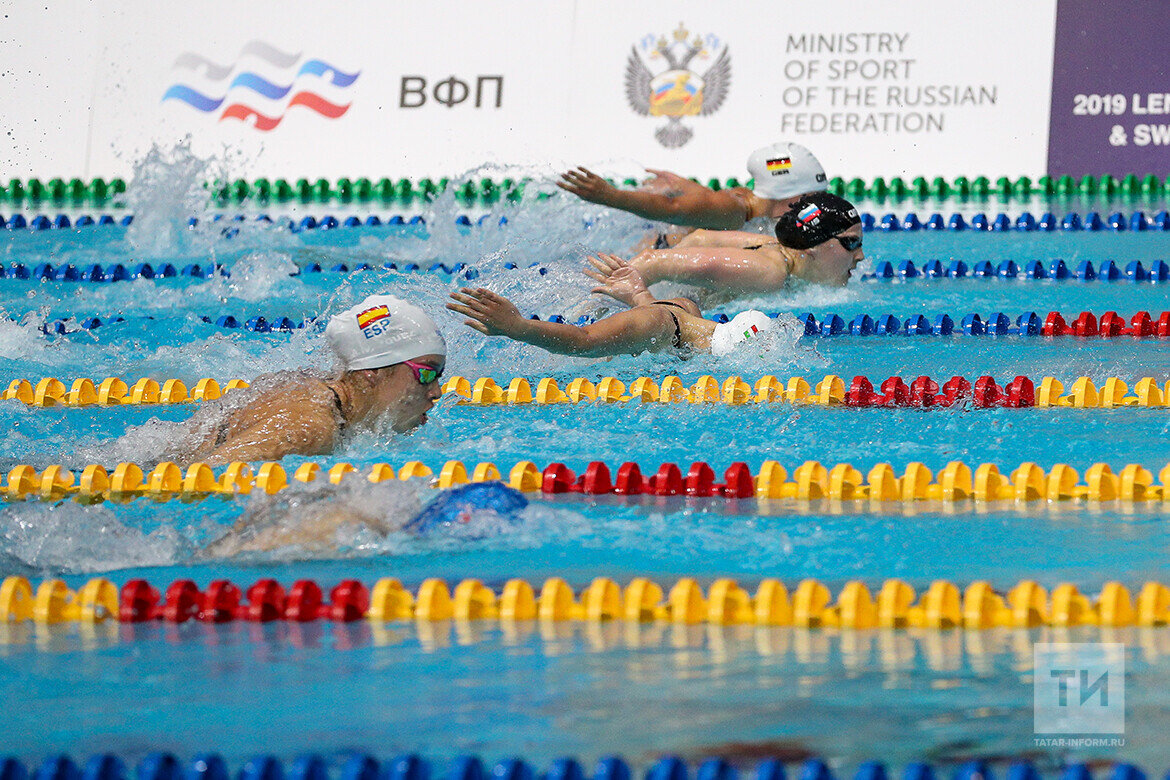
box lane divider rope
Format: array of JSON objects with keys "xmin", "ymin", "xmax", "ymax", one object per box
[
  {"xmin": 790, "ymin": 310, "xmax": 1170, "ymax": 337},
  {"xmin": 1, "ymin": 377, "xmax": 248, "ymax": 406},
  {"xmin": 33, "ymin": 315, "xmax": 307, "ymax": 335},
  {"xmin": 439, "ymin": 375, "xmax": 1170, "ymax": 408},
  {"xmin": 4, "ymin": 253, "xmax": 1167, "ymax": 289},
  {"xmin": 0, "ymin": 257, "xmax": 519, "ymax": 283},
  {"xmin": 4, "ymin": 573, "xmax": 1169, "ymax": 628},
  {"xmin": 860, "ymin": 209, "xmax": 1170, "ymax": 232},
  {"xmin": 0, "ymin": 756, "xmax": 1148, "ymax": 780},
  {"xmin": 31, "ymin": 309, "xmax": 1170, "ymax": 339},
  {"xmin": 6, "ymin": 374, "xmax": 1170, "ymax": 409},
  {"xmin": 5, "ymin": 208, "xmax": 1170, "ymax": 235},
  {"xmin": 4, "ymin": 459, "xmax": 1169, "ymax": 504},
  {"xmin": 3, "ymin": 170, "xmax": 1166, "ymax": 203},
  {"xmin": 863, "ymin": 257, "xmax": 1169, "ymax": 281}
]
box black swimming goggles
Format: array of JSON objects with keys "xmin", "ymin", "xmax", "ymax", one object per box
[{"xmin": 834, "ymin": 234, "xmax": 863, "ymax": 252}]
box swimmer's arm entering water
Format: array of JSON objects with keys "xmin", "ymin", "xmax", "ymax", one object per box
[
  {"xmin": 448, "ymin": 288, "xmax": 676, "ymax": 357},
  {"xmin": 557, "ymin": 167, "xmax": 765, "ymax": 230},
  {"xmin": 204, "ymin": 407, "xmax": 338, "ymax": 466}
]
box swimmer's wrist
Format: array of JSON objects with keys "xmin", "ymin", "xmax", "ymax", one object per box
[{"xmin": 631, "ymin": 291, "xmax": 656, "ymax": 306}]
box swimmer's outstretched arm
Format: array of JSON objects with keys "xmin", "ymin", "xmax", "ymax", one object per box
[
  {"xmin": 557, "ymin": 167, "xmax": 760, "ymax": 230},
  {"xmin": 447, "ymin": 288, "xmax": 672, "ymax": 358}
]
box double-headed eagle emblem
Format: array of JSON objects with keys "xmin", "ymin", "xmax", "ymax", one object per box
[{"xmin": 625, "ymin": 24, "xmax": 731, "ymax": 148}]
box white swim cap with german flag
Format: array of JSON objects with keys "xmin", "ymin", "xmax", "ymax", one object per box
[
  {"xmin": 746, "ymin": 142, "xmax": 827, "ymax": 200},
  {"xmin": 326, "ymin": 294, "xmax": 446, "ymax": 370}
]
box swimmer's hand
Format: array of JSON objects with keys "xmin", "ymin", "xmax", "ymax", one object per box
[
  {"xmin": 584, "ymin": 254, "xmax": 654, "ymax": 307},
  {"xmin": 447, "ymin": 288, "xmax": 527, "ymax": 338},
  {"xmin": 556, "ymin": 166, "xmax": 616, "ymax": 205}
]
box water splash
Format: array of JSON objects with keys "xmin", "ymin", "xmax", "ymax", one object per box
[
  {"xmin": 123, "ymin": 139, "xmax": 221, "ymax": 258},
  {"xmin": 0, "ymin": 500, "xmax": 189, "ymax": 573}
]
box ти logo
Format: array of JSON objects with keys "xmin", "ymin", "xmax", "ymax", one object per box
[
  {"xmin": 1034, "ymin": 642, "xmax": 1125, "ymax": 736},
  {"xmin": 162, "ymin": 40, "xmax": 359, "ymax": 131},
  {"xmin": 625, "ymin": 24, "xmax": 731, "ymax": 148}
]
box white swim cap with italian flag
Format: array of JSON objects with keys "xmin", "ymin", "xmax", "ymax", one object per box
[
  {"xmin": 326, "ymin": 294, "xmax": 446, "ymax": 370},
  {"xmin": 746, "ymin": 142, "xmax": 828, "ymax": 200},
  {"xmin": 710, "ymin": 310, "xmax": 779, "ymax": 356}
]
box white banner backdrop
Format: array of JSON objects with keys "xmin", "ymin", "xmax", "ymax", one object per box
[{"xmin": 0, "ymin": 0, "xmax": 1057, "ymax": 181}]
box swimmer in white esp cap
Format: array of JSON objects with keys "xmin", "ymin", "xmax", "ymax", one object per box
[
  {"xmin": 447, "ymin": 254, "xmax": 780, "ymax": 360},
  {"xmin": 173, "ymin": 295, "xmax": 445, "ymax": 465}
]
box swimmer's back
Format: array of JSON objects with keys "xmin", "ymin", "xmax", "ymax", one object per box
[{"xmin": 178, "ymin": 370, "xmax": 343, "ymax": 465}]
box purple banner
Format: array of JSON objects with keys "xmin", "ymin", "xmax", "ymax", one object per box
[{"xmin": 1048, "ymin": 0, "xmax": 1170, "ymax": 177}]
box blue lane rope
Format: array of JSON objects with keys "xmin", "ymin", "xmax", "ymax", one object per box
[
  {"xmin": 3, "ymin": 209, "xmax": 1170, "ymax": 233},
  {"xmin": 28, "ymin": 309, "xmax": 1170, "ymax": 338},
  {"xmin": 862, "ymin": 257, "xmax": 1169, "ymax": 281},
  {"xmin": 0, "ymin": 753, "xmax": 1150, "ymax": 780},
  {"xmin": 0, "ymin": 259, "xmax": 542, "ymax": 283},
  {"xmin": 0, "ymin": 255, "xmax": 1164, "ymax": 286},
  {"xmin": 28, "ymin": 315, "xmax": 310, "ymax": 335}
]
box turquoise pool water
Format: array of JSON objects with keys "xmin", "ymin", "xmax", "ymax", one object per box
[{"xmin": 0, "ymin": 167, "xmax": 1168, "ymax": 769}]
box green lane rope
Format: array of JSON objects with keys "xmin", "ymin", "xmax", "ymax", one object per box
[{"xmin": 2, "ymin": 174, "xmax": 1166, "ymax": 208}]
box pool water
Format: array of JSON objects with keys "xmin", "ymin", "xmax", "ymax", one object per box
[{"xmin": 0, "ymin": 158, "xmax": 1168, "ymax": 770}]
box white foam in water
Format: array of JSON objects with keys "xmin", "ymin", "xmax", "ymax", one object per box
[
  {"xmin": 214, "ymin": 250, "xmax": 301, "ymax": 302},
  {"xmin": 0, "ymin": 501, "xmax": 185, "ymax": 573}
]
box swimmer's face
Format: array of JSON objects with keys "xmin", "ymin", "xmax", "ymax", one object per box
[
  {"xmin": 370, "ymin": 353, "xmax": 446, "ymax": 431},
  {"xmin": 807, "ymin": 225, "xmax": 865, "ymax": 286}
]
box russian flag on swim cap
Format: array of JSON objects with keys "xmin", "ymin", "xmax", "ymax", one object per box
[{"xmin": 798, "ymin": 204, "xmax": 822, "ymax": 224}]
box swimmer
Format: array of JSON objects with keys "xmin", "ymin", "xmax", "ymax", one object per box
[
  {"xmin": 447, "ymin": 254, "xmax": 778, "ymax": 360},
  {"xmin": 170, "ymin": 295, "xmax": 445, "ymax": 465},
  {"xmin": 628, "ymin": 191, "xmax": 864, "ymax": 296},
  {"xmin": 558, "ymin": 141, "xmax": 827, "ymax": 237}
]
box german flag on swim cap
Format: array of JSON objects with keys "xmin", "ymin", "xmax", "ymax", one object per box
[
  {"xmin": 356, "ymin": 305, "xmax": 390, "ymax": 330},
  {"xmin": 765, "ymin": 157, "xmax": 792, "ymax": 173},
  {"xmin": 774, "ymin": 192, "xmax": 860, "ymax": 250}
]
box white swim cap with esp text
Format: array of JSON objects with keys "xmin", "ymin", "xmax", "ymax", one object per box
[
  {"xmin": 326, "ymin": 294, "xmax": 446, "ymax": 370},
  {"xmin": 746, "ymin": 142, "xmax": 827, "ymax": 200}
]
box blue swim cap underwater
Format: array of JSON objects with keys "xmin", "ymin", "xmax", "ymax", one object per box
[{"xmin": 406, "ymin": 481, "xmax": 528, "ymax": 536}]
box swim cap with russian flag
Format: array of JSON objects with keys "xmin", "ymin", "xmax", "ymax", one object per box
[
  {"xmin": 745, "ymin": 142, "xmax": 827, "ymax": 199},
  {"xmin": 773, "ymin": 192, "xmax": 860, "ymax": 250},
  {"xmin": 326, "ymin": 294, "xmax": 446, "ymax": 370}
]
